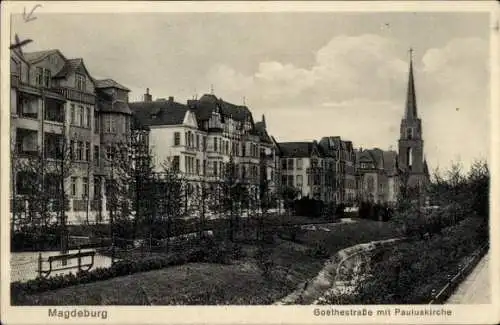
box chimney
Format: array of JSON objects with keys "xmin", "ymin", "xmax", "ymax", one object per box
[
  {"xmin": 144, "ymin": 88, "xmax": 152, "ymax": 102},
  {"xmin": 168, "ymin": 96, "xmax": 174, "ymax": 102}
]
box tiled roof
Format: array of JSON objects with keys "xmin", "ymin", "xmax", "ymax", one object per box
[
  {"xmin": 23, "ymin": 50, "xmax": 60, "ymax": 63},
  {"xmin": 357, "ymin": 148, "xmax": 399, "ymax": 175},
  {"xmin": 129, "ymin": 99, "xmax": 188, "ymax": 126},
  {"xmin": 97, "ymin": 99, "xmax": 132, "ymax": 115},
  {"xmin": 53, "ymin": 58, "xmax": 84, "ymax": 78},
  {"xmin": 278, "ymin": 142, "xmax": 317, "ymax": 158},
  {"xmin": 191, "ymin": 94, "xmax": 253, "ymax": 123},
  {"xmin": 94, "ymin": 79, "xmax": 130, "ymax": 92}
]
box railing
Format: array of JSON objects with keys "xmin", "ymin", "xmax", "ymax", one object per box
[
  {"xmin": 52, "ymin": 87, "xmax": 95, "ymax": 104},
  {"xmin": 428, "ymin": 243, "xmax": 489, "ymax": 304}
]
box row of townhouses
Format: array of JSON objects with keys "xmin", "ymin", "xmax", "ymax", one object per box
[{"xmin": 10, "ymin": 47, "xmax": 429, "ymax": 225}]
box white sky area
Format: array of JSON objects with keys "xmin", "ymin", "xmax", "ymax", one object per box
[{"xmin": 11, "ymin": 12, "xmax": 491, "ymax": 174}]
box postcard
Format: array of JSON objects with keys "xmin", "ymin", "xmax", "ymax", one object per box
[{"xmin": 1, "ymin": 1, "xmax": 499, "ymax": 324}]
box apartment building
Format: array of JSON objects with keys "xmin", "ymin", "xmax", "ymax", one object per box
[
  {"xmin": 129, "ymin": 91, "xmax": 279, "ymax": 204},
  {"xmin": 10, "ymin": 48, "xmax": 132, "ymax": 225},
  {"xmin": 276, "ymin": 141, "xmax": 332, "ymax": 202}
]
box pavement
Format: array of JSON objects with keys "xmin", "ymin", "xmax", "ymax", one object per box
[{"xmin": 446, "ymin": 251, "xmax": 490, "ymax": 304}]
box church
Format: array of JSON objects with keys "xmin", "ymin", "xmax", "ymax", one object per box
[{"xmin": 355, "ymin": 50, "xmax": 430, "ymax": 205}]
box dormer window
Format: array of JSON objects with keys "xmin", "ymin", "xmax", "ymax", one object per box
[{"xmin": 76, "ymin": 74, "xmax": 86, "ymax": 91}]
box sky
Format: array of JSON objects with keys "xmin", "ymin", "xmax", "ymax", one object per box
[{"xmin": 11, "ymin": 11, "xmax": 491, "ymax": 174}]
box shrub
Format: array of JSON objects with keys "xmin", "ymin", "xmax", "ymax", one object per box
[{"xmin": 306, "ymin": 243, "xmax": 330, "ymax": 259}]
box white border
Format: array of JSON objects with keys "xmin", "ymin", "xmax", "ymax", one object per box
[{"xmin": 1, "ymin": 2, "xmax": 499, "ymax": 325}]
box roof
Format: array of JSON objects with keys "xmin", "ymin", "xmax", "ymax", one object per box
[
  {"xmin": 190, "ymin": 94, "xmax": 254, "ymax": 123},
  {"xmin": 278, "ymin": 142, "xmax": 319, "ymax": 158},
  {"xmin": 94, "ymin": 78, "xmax": 130, "ymax": 92},
  {"xmin": 129, "ymin": 99, "xmax": 189, "ymax": 126},
  {"xmin": 97, "ymin": 98, "xmax": 133, "ymax": 115},
  {"xmin": 23, "ymin": 49, "xmax": 61, "ymax": 63},
  {"xmin": 53, "ymin": 58, "xmax": 96, "ymax": 87},
  {"xmin": 357, "ymin": 148, "xmax": 399, "ymax": 175}
]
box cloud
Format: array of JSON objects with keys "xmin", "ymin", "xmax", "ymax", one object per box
[
  {"xmin": 205, "ymin": 34, "xmax": 409, "ymax": 108},
  {"xmin": 206, "ymin": 35, "xmax": 489, "ymax": 172}
]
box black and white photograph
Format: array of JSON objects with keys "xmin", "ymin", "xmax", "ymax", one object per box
[{"xmin": 1, "ymin": 1, "xmax": 498, "ymax": 324}]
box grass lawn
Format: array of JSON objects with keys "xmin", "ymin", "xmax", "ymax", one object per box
[
  {"xmin": 15, "ymin": 219, "xmax": 401, "ymax": 305},
  {"xmin": 297, "ymin": 218, "xmax": 401, "ymax": 255}
]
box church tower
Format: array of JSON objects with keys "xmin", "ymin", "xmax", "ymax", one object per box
[{"xmin": 398, "ymin": 49, "xmax": 428, "ymax": 188}]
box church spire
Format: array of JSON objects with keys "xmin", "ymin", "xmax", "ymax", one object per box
[{"xmin": 405, "ymin": 48, "xmax": 418, "ymax": 120}]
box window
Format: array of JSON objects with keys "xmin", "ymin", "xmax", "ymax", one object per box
[
  {"xmin": 297, "ymin": 158, "xmax": 303, "ymax": 170},
  {"xmin": 103, "ymin": 115, "xmax": 117, "ymax": 133},
  {"xmin": 242, "ymin": 143, "xmax": 246, "ymax": 157},
  {"xmin": 94, "ymin": 110, "xmax": 99, "ymax": 133},
  {"xmin": 75, "ymin": 105, "xmax": 82, "ymax": 127},
  {"xmin": 35, "ymin": 67, "xmax": 43, "ymax": 86},
  {"xmin": 185, "ymin": 132, "xmax": 189, "ymax": 147},
  {"xmin": 85, "ymin": 142, "xmax": 90, "ymax": 161},
  {"xmin": 94, "ymin": 145, "xmax": 99, "ymax": 166},
  {"xmin": 174, "ymin": 132, "xmax": 180, "ymax": 146},
  {"xmin": 70, "ymin": 104, "xmax": 76, "ymax": 125},
  {"xmin": 196, "ymin": 134, "xmax": 200, "ymax": 150},
  {"xmin": 76, "ymin": 74, "xmax": 86, "ymax": 91},
  {"xmin": 94, "ymin": 176, "xmax": 101, "ymax": 198},
  {"xmin": 214, "ymin": 138, "xmax": 218, "ymax": 152},
  {"xmin": 288, "ymin": 159, "xmax": 294, "ymax": 170},
  {"xmin": 407, "ymin": 128, "xmax": 413, "ymax": 140},
  {"xmin": 86, "ymin": 106, "xmax": 91, "ymax": 128},
  {"xmin": 76, "ymin": 141, "xmax": 83, "ymax": 160},
  {"xmin": 70, "ymin": 140, "xmax": 75, "ymax": 160},
  {"xmin": 82, "ymin": 177, "xmax": 89, "ymax": 198},
  {"xmin": 79, "ymin": 105, "xmax": 85, "ymax": 126},
  {"xmin": 296, "ymin": 175, "xmax": 303, "ymax": 187},
  {"xmin": 172, "ymin": 156, "xmax": 180, "ymax": 171},
  {"xmin": 213, "ymin": 161, "xmax": 218, "ymax": 176},
  {"xmin": 43, "ymin": 69, "xmax": 51, "ymax": 88},
  {"xmin": 281, "ymin": 159, "xmax": 287, "ymax": 170},
  {"xmin": 44, "ymin": 133, "xmax": 64, "ymax": 159},
  {"xmin": 203, "ymin": 160, "xmax": 207, "ymax": 175},
  {"xmin": 71, "ymin": 177, "xmax": 78, "ymax": 197},
  {"xmin": 288, "ymin": 175, "xmax": 294, "ymax": 187},
  {"xmin": 196, "ymin": 159, "xmax": 200, "ymax": 175}
]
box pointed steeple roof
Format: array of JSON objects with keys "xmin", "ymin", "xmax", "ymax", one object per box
[
  {"xmin": 405, "ymin": 48, "xmax": 418, "ymax": 120},
  {"xmin": 261, "ymin": 114, "xmax": 266, "ymax": 128}
]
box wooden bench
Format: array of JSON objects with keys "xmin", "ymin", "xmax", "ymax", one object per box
[{"xmin": 38, "ymin": 250, "xmax": 96, "ymax": 278}]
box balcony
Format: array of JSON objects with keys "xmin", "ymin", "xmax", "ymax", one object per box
[
  {"xmin": 15, "ymin": 129, "xmax": 38, "ymax": 157},
  {"xmin": 44, "ymin": 98, "xmax": 65, "ymax": 123},
  {"xmin": 52, "ymin": 87, "xmax": 95, "ymax": 104},
  {"xmin": 17, "ymin": 93, "xmax": 39, "ymax": 119}
]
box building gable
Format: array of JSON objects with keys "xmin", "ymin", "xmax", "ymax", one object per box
[{"xmin": 183, "ymin": 110, "xmax": 198, "ymax": 128}]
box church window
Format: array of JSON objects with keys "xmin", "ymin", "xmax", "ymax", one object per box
[
  {"xmin": 406, "ymin": 148, "xmax": 413, "ymax": 170},
  {"xmin": 407, "ymin": 128, "xmax": 413, "ymax": 140}
]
